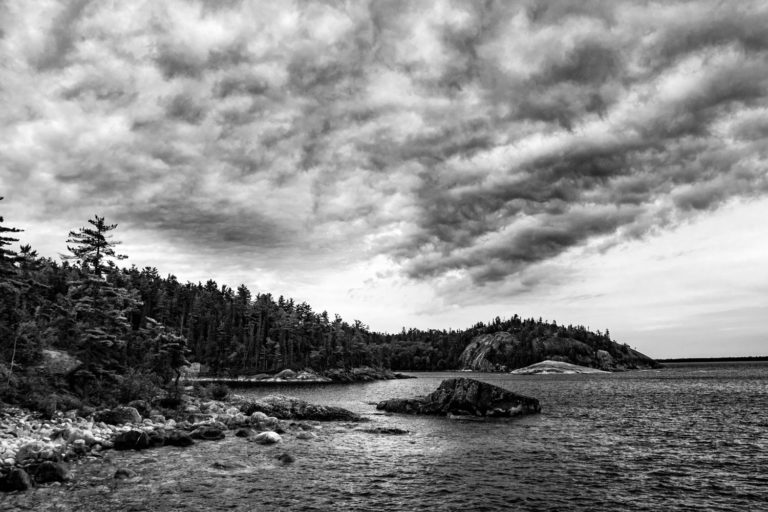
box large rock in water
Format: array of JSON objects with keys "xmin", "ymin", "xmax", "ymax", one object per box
[
  {"xmin": 239, "ymin": 395, "xmax": 361, "ymax": 421},
  {"xmin": 377, "ymin": 378, "xmax": 541, "ymax": 417}
]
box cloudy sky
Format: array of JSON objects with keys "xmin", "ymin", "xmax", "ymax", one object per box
[{"xmin": 1, "ymin": 0, "xmax": 767, "ymax": 358}]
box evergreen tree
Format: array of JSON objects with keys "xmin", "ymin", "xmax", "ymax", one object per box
[{"xmin": 65, "ymin": 215, "xmax": 126, "ymax": 277}]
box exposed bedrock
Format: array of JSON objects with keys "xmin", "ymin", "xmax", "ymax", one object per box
[
  {"xmin": 377, "ymin": 378, "xmax": 541, "ymax": 417},
  {"xmin": 239, "ymin": 395, "xmax": 362, "ymax": 422}
]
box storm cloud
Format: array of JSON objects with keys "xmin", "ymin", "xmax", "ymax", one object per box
[{"xmin": 2, "ymin": 0, "xmax": 768, "ymax": 291}]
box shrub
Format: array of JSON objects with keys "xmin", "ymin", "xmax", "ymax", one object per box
[
  {"xmin": 208, "ymin": 383, "xmax": 230, "ymax": 401},
  {"xmin": 117, "ymin": 369, "xmax": 161, "ymax": 404}
]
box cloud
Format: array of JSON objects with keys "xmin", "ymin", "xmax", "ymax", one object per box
[{"xmin": 1, "ymin": 0, "xmax": 767, "ymax": 294}]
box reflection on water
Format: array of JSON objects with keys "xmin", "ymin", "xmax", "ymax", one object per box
[{"xmin": 4, "ymin": 363, "xmax": 768, "ymax": 511}]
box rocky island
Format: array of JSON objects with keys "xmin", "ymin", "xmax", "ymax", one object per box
[
  {"xmin": 459, "ymin": 331, "xmax": 658, "ymax": 372},
  {"xmin": 377, "ymin": 377, "xmax": 541, "ymax": 417}
]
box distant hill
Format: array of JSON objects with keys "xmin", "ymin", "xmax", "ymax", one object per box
[{"xmin": 459, "ymin": 331, "xmax": 658, "ymax": 372}]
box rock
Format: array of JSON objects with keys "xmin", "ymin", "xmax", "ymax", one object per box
[
  {"xmin": 189, "ymin": 426, "xmax": 225, "ymax": 441},
  {"xmin": 377, "ymin": 378, "xmax": 541, "ymax": 417},
  {"xmin": 234, "ymin": 428, "xmax": 253, "ymax": 438},
  {"xmin": 295, "ymin": 431, "xmax": 317, "ymax": 440},
  {"xmin": 66, "ymin": 428, "xmax": 98, "ymax": 446},
  {"xmin": 459, "ymin": 332, "xmax": 519, "ymax": 371},
  {"xmin": 323, "ymin": 366, "xmax": 396, "ymax": 382},
  {"xmin": 94, "ymin": 407, "xmax": 142, "ymax": 425},
  {"xmin": 252, "ymin": 431, "xmax": 281, "ymax": 445},
  {"xmin": 1, "ymin": 468, "xmax": 32, "ymax": 492},
  {"xmin": 114, "ymin": 468, "xmax": 136, "ymax": 479},
  {"xmin": 276, "ymin": 452, "xmax": 295, "ymax": 464},
  {"xmin": 15, "ymin": 441, "xmax": 48, "ymax": 463},
  {"xmin": 240, "ymin": 395, "xmax": 361, "ymax": 422},
  {"xmin": 146, "ymin": 430, "xmax": 166, "ymax": 447},
  {"xmin": 127, "ymin": 400, "xmax": 152, "ymax": 418},
  {"xmin": 211, "ymin": 461, "xmax": 246, "ymax": 470},
  {"xmin": 249, "ymin": 411, "xmax": 269, "ymax": 422},
  {"xmin": 509, "ymin": 360, "xmax": 610, "ymax": 375},
  {"xmin": 459, "ymin": 331, "xmax": 658, "ymax": 372},
  {"xmin": 33, "ymin": 461, "xmax": 70, "ymax": 483},
  {"xmin": 359, "ymin": 427, "xmax": 409, "ymax": 435},
  {"xmin": 164, "ymin": 430, "xmax": 194, "ymax": 447},
  {"xmin": 113, "ymin": 430, "xmax": 151, "ymax": 451},
  {"xmin": 274, "ymin": 369, "xmax": 297, "ymax": 380}
]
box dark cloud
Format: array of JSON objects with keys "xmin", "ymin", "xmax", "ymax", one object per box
[
  {"xmin": 2, "ymin": 0, "xmax": 768, "ymax": 291},
  {"xmin": 35, "ymin": 0, "xmax": 91, "ymax": 70}
]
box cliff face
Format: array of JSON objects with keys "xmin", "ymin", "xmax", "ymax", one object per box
[{"xmin": 459, "ymin": 331, "xmax": 658, "ymax": 372}]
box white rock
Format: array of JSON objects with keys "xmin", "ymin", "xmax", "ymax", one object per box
[
  {"xmin": 253, "ymin": 431, "xmax": 281, "ymax": 445},
  {"xmin": 249, "ymin": 411, "xmax": 268, "ymax": 422}
]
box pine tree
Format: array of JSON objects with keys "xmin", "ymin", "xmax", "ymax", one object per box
[
  {"xmin": 0, "ymin": 197, "xmax": 22, "ymax": 281},
  {"xmin": 63, "ymin": 216, "xmax": 140, "ymax": 370},
  {"xmin": 65, "ymin": 215, "xmax": 126, "ymax": 277}
]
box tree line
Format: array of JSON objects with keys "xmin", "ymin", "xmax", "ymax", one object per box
[{"xmin": 1, "ymin": 200, "xmax": 624, "ymax": 404}]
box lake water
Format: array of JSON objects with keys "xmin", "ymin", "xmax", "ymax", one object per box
[{"xmin": 3, "ymin": 362, "xmax": 767, "ymax": 511}]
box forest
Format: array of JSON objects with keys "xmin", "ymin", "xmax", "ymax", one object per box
[{"xmin": 1, "ymin": 200, "xmax": 625, "ymax": 408}]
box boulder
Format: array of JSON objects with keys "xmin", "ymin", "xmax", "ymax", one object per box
[
  {"xmin": 33, "ymin": 461, "xmax": 70, "ymax": 484},
  {"xmin": 376, "ymin": 378, "xmax": 541, "ymax": 417},
  {"xmin": 127, "ymin": 400, "xmax": 152, "ymax": 418},
  {"xmin": 114, "ymin": 468, "xmax": 136, "ymax": 479},
  {"xmin": 190, "ymin": 426, "xmax": 225, "ymax": 441},
  {"xmin": 240, "ymin": 395, "xmax": 361, "ymax": 422},
  {"xmin": 0, "ymin": 468, "xmax": 32, "ymax": 492},
  {"xmin": 295, "ymin": 431, "xmax": 317, "ymax": 440},
  {"xmin": 276, "ymin": 452, "xmax": 295, "ymax": 464},
  {"xmin": 165, "ymin": 430, "xmax": 194, "ymax": 447},
  {"xmin": 15, "ymin": 441, "xmax": 47, "ymax": 463},
  {"xmin": 234, "ymin": 428, "xmax": 253, "ymax": 438},
  {"xmin": 113, "ymin": 430, "xmax": 151, "ymax": 451},
  {"xmin": 94, "ymin": 406, "xmax": 142, "ymax": 425},
  {"xmin": 252, "ymin": 431, "xmax": 281, "ymax": 445}
]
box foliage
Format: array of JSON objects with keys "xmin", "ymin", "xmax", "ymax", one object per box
[{"xmin": 206, "ymin": 383, "xmax": 230, "ymax": 401}]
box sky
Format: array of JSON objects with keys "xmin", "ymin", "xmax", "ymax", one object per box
[{"xmin": 1, "ymin": 0, "xmax": 767, "ymax": 359}]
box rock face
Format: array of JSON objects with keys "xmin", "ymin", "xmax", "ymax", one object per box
[
  {"xmin": 459, "ymin": 331, "xmax": 658, "ymax": 372},
  {"xmin": 459, "ymin": 333, "xmax": 520, "ymax": 372},
  {"xmin": 239, "ymin": 395, "xmax": 361, "ymax": 422},
  {"xmin": 377, "ymin": 378, "xmax": 541, "ymax": 417}
]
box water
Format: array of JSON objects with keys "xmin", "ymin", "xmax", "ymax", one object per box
[{"xmin": 3, "ymin": 362, "xmax": 767, "ymax": 511}]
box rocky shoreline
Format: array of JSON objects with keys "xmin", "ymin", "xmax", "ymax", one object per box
[
  {"xmin": 186, "ymin": 366, "xmax": 416, "ymax": 387},
  {"xmin": 0, "ymin": 393, "xmax": 364, "ymax": 493}
]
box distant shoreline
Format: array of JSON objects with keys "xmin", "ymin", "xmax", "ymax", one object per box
[{"xmin": 658, "ymin": 356, "xmax": 768, "ymax": 363}]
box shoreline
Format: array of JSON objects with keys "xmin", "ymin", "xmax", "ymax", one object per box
[{"xmin": 0, "ymin": 391, "xmax": 367, "ymax": 493}]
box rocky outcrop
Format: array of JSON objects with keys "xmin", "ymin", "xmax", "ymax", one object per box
[
  {"xmin": 510, "ymin": 360, "xmax": 609, "ymax": 375},
  {"xmin": 239, "ymin": 395, "xmax": 362, "ymax": 422},
  {"xmin": 459, "ymin": 331, "xmax": 658, "ymax": 372},
  {"xmin": 377, "ymin": 378, "xmax": 541, "ymax": 417},
  {"xmin": 459, "ymin": 333, "xmax": 520, "ymax": 371}
]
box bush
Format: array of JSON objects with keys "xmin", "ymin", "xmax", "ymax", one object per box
[
  {"xmin": 208, "ymin": 383, "xmax": 230, "ymax": 401},
  {"xmin": 117, "ymin": 369, "xmax": 161, "ymax": 404}
]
